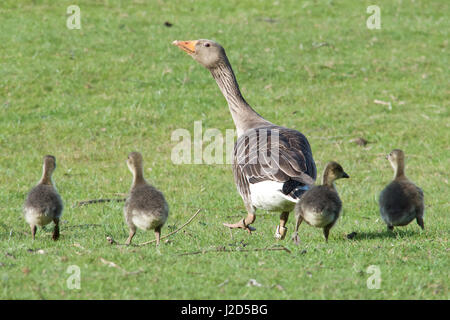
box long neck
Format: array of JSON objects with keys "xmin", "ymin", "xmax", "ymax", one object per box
[
  {"xmin": 393, "ymin": 159, "xmax": 405, "ymax": 179},
  {"xmin": 132, "ymin": 166, "xmax": 146, "ymax": 187},
  {"xmin": 39, "ymin": 165, "xmax": 53, "ymax": 185},
  {"xmin": 210, "ymin": 59, "xmax": 270, "ymax": 136}
]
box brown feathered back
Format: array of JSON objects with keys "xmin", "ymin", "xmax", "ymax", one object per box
[{"xmin": 233, "ymin": 125, "xmax": 316, "ymax": 204}]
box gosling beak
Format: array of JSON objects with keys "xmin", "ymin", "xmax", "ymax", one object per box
[
  {"xmin": 172, "ymin": 40, "xmax": 198, "ymax": 54},
  {"xmin": 342, "ymin": 172, "xmax": 350, "ymax": 179}
]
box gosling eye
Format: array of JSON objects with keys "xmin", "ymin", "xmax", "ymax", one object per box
[{"xmin": 204, "ymin": 42, "xmax": 210, "ymax": 47}]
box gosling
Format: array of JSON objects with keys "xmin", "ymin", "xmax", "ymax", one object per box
[
  {"xmin": 24, "ymin": 155, "xmax": 63, "ymax": 240},
  {"xmin": 379, "ymin": 149, "xmax": 424, "ymax": 231},
  {"xmin": 124, "ymin": 152, "xmax": 169, "ymax": 245},
  {"xmin": 292, "ymin": 162, "xmax": 349, "ymax": 243}
]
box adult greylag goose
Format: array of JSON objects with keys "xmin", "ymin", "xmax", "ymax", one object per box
[
  {"xmin": 124, "ymin": 152, "xmax": 169, "ymax": 245},
  {"xmin": 379, "ymin": 149, "xmax": 425, "ymax": 231},
  {"xmin": 24, "ymin": 155, "xmax": 63, "ymax": 240},
  {"xmin": 173, "ymin": 39, "xmax": 316, "ymax": 239},
  {"xmin": 292, "ymin": 161, "xmax": 349, "ymax": 243}
]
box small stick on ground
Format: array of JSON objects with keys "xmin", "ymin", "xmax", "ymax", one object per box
[
  {"xmin": 137, "ymin": 209, "xmax": 202, "ymax": 246},
  {"xmin": 73, "ymin": 198, "xmax": 127, "ymax": 208},
  {"xmin": 64, "ymin": 224, "xmax": 102, "ymax": 230},
  {"xmin": 218, "ymin": 279, "xmax": 229, "ymax": 287},
  {"xmin": 177, "ymin": 244, "xmax": 291, "ymax": 256},
  {"xmin": 99, "ymin": 257, "xmax": 145, "ymax": 276},
  {"xmin": 110, "ymin": 193, "xmax": 128, "ymax": 197},
  {"xmin": 227, "ymin": 226, "xmax": 234, "ymax": 239},
  {"xmin": 106, "ymin": 209, "xmax": 202, "ymax": 247}
]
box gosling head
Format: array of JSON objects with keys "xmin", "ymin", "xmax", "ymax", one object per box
[
  {"xmin": 43, "ymin": 155, "xmax": 56, "ymax": 171},
  {"xmin": 43, "ymin": 154, "xmax": 56, "ymax": 174},
  {"xmin": 127, "ymin": 152, "xmax": 144, "ymax": 175},
  {"xmin": 323, "ymin": 161, "xmax": 349, "ymax": 185},
  {"xmin": 39, "ymin": 155, "xmax": 56, "ymax": 185},
  {"xmin": 386, "ymin": 149, "xmax": 405, "ymax": 177},
  {"xmin": 172, "ymin": 39, "xmax": 227, "ymax": 69}
]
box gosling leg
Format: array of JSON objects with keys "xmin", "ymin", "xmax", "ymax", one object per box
[
  {"xmin": 30, "ymin": 225, "xmax": 37, "ymax": 240},
  {"xmin": 416, "ymin": 217, "xmax": 425, "ymax": 230},
  {"xmin": 125, "ymin": 225, "xmax": 136, "ymax": 245},
  {"xmin": 292, "ymin": 215, "xmax": 303, "ymax": 245},
  {"xmin": 154, "ymin": 226, "xmax": 161, "ymax": 246},
  {"xmin": 52, "ymin": 218, "xmax": 60, "ymax": 241},
  {"xmin": 323, "ymin": 224, "xmax": 332, "ymax": 242}
]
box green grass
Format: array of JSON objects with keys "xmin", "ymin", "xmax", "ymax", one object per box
[{"xmin": 0, "ymin": 0, "xmax": 448, "ymax": 299}]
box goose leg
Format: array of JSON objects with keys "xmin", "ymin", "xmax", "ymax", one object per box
[
  {"xmin": 275, "ymin": 212, "xmax": 289, "ymax": 240},
  {"xmin": 292, "ymin": 215, "xmax": 303, "ymax": 245},
  {"xmin": 52, "ymin": 218, "xmax": 60, "ymax": 241},
  {"xmin": 223, "ymin": 205, "xmax": 256, "ymax": 233},
  {"xmin": 125, "ymin": 225, "xmax": 136, "ymax": 245}
]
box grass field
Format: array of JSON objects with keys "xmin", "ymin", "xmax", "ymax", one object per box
[{"xmin": 0, "ymin": 0, "xmax": 448, "ymax": 299}]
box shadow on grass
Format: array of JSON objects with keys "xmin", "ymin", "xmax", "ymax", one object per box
[{"xmin": 351, "ymin": 228, "xmax": 422, "ymax": 240}]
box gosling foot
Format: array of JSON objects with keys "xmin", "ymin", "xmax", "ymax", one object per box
[{"xmin": 291, "ymin": 232, "xmax": 300, "ymax": 245}]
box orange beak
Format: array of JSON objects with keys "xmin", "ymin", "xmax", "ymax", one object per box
[{"xmin": 172, "ymin": 40, "xmax": 198, "ymax": 54}]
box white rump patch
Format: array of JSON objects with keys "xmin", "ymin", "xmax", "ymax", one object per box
[{"xmin": 249, "ymin": 181, "xmax": 297, "ymax": 212}]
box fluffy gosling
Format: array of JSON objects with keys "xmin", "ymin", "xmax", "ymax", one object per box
[
  {"xmin": 379, "ymin": 149, "xmax": 425, "ymax": 231},
  {"xmin": 24, "ymin": 155, "xmax": 63, "ymax": 240},
  {"xmin": 124, "ymin": 152, "xmax": 169, "ymax": 245},
  {"xmin": 292, "ymin": 161, "xmax": 349, "ymax": 243}
]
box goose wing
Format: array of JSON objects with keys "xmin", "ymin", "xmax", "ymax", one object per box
[{"xmin": 233, "ymin": 126, "xmax": 316, "ymax": 203}]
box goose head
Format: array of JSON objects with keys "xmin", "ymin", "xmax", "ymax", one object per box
[{"xmin": 173, "ymin": 39, "xmax": 227, "ymax": 69}]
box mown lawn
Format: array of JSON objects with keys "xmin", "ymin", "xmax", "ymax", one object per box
[{"xmin": 0, "ymin": 0, "xmax": 448, "ymax": 299}]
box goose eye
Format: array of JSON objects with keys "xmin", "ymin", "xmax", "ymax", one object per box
[{"xmin": 204, "ymin": 43, "xmax": 210, "ymax": 47}]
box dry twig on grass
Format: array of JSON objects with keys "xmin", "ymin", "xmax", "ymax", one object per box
[
  {"xmin": 374, "ymin": 99, "xmax": 392, "ymax": 110},
  {"xmin": 99, "ymin": 257, "xmax": 145, "ymax": 276},
  {"xmin": 72, "ymin": 198, "xmax": 127, "ymax": 208},
  {"xmin": 177, "ymin": 244, "xmax": 292, "ymax": 256},
  {"xmin": 106, "ymin": 209, "xmax": 202, "ymax": 247}
]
